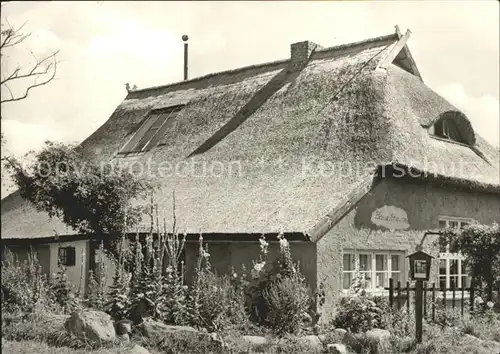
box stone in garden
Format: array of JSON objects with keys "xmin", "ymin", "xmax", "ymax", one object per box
[
  {"xmin": 298, "ymin": 335, "xmax": 323, "ymax": 351},
  {"xmin": 333, "ymin": 328, "xmax": 347, "ymax": 341},
  {"xmin": 125, "ymin": 344, "xmax": 151, "ymax": 354},
  {"xmin": 462, "ymin": 334, "xmax": 482, "ymax": 345},
  {"xmin": 327, "ymin": 343, "xmax": 348, "ymax": 354},
  {"xmin": 64, "ymin": 309, "xmax": 116, "ymax": 342},
  {"xmin": 342, "ymin": 331, "xmax": 360, "ymax": 349},
  {"xmin": 241, "ymin": 335, "xmax": 269, "ymax": 350},
  {"xmin": 365, "ymin": 329, "xmax": 391, "ymax": 354},
  {"xmin": 483, "ymin": 340, "xmax": 500, "ymax": 353}
]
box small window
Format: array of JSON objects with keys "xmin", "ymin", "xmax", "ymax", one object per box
[
  {"xmin": 119, "ymin": 105, "xmax": 184, "ymax": 154},
  {"xmin": 431, "ymin": 118, "xmax": 465, "ymax": 143},
  {"xmin": 58, "ymin": 247, "xmax": 76, "ymax": 267}
]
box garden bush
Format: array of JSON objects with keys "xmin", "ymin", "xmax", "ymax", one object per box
[
  {"xmin": 242, "ymin": 233, "xmax": 314, "ymax": 335},
  {"xmin": 331, "ymin": 270, "xmax": 385, "ymax": 333},
  {"xmin": 1, "ymin": 248, "xmax": 57, "ymax": 315},
  {"xmin": 188, "ymin": 236, "xmax": 249, "ymax": 332},
  {"xmin": 263, "ymin": 270, "xmax": 311, "ymax": 335}
]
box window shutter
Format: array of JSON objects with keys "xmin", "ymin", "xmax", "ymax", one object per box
[{"xmin": 67, "ymin": 247, "xmax": 76, "ymax": 266}]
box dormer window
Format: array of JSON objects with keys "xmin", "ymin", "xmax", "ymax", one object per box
[
  {"xmin": 119, "ymin": 105, "xmax": 185, "ymax": 154},
  {"xmin": 428, "ymin": 111, "xmax": 475, "ymax": 146},
  {"xmin": 431, "ymin": 118, "xmax": 464, "ymax": 143}
]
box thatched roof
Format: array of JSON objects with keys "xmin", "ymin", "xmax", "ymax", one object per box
[{"xmin": 2, "ymin": 30, "xmax": 499, "ymax": 241}]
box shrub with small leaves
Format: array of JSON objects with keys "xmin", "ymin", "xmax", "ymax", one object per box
[
  {"xmin": 50, "ymin": 266, "xmax": 80, "ymax": 314},
  {"xmin": 332, "ymin": 293, "xmax": 385, "ymax": 333},
  {"xmin": 429, "ymin": 303, "xmax": 462, "ymax": 329},
  {"xmin": 1, "ymin": 248, "xmax": 55, "ymax": 314},
  {"xmin": 331, "ymin": 270, "xmax": 385, "ymax": 333},
  {"xmin": 187, "ymin": 235, "xmax": 249, "ymax": 331},
  {"xmin": 105, "ymin": 263, "xmax": 130, "ymax": 321},
  {"xmin": 263, "ymin": 270, "xmax": 311, "ymax": 335}
]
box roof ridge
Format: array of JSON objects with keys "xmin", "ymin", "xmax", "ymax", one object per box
[{"xmin": 126, "ymin": 32, "xmax": 398, "ymax": 96}]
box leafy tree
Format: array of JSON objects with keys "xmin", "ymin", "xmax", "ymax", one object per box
[
  {"xmin": 4, "ymin": 141, "xmax": 152, "ymax": 259},
  {"xmin": 438, "ymin": 223, "xmax": 500, "ymax": 301}
]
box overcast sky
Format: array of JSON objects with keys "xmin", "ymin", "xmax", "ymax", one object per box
[{"xmin": 1, "ymin": 1, "xmax": 499, "ymax": 197}]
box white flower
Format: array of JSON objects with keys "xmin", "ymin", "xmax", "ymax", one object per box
[
  {"xmin": 233, "ymin": 272, "xmax": 238, "ymax": 278},
  {"xmin": 202, "ymin": 249, "xmax": 210, "ymax": 259},
  {"xmin": 253, "ymin": 261, "xmax": 265, "ymax": 273},
  {"xmin": 486, "ymin": 301, "xmax": 494, "ymax": 308},
  {"xmin": 259, "ymin": 237, "xmax": 269, "ymax": 254},
  {"xmin": 278, "ymin": 235, "xmax": 289, "ymax": 250},
  {"xmin": 475, "ymin": 297, "xmax": 484, "ymax": 304}
]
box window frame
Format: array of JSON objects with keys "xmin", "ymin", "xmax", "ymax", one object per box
[
  {"xmin": 58, "ymin": 246, "xmax": 76, "ymax": 267},
  {"xmin": 431, "ymin": 118, "xmax": 465, "ymax": 144},
  {"xmin": 342, "ymin": 250, "xmax": 405, "ymax": 295},
  {"xmin": 118, "ymin": 105, "xmax": 184, "ymax": 155},
  {"xmin": 438, "ymin": 216, "xmax": 474, "ymax": 290}
]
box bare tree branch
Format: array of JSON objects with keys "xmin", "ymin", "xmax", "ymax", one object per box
[{"xmin": 1, "ymin": 17, "xmax": 60, "ymax": 105}]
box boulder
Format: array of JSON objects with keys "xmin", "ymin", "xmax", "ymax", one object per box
[
  {"xmin": 483, "ymin": 340, "xmax": 500, "ymax": 353},
  {"xmin": 297, "ymin": 335, "xmax": 323, "ymax": 351},
  {"xmin": 342, "ymin": 331, "xmax": 361, "ymax": 350},
  {"xmin": 125, "ymin": 344, "xmax": 151, "ymax": 354},
  {"xmin": 365, "ymin": 328, "xmax": 390, "ymax": 341},
  {"xmin": 333, "ymin": 328, "xmax": 347, "ymax": 342},
  {"xmin": 327, "ymin": 343, "xmax": 348, "ymax": 354},
  {"xmin": 240, "ymin": 335, "xmax": 269, "ymax": 351},
  {"xmin": 365, "ymin": 329, "xmax": 391, "ymax": 354},
  {"xmin": 462, "ymin": 334, "xmax": 482, "ymax": 345},
  {"xmin": 64, "ymin": 309, "xmax": 116, "ymax": 342}
]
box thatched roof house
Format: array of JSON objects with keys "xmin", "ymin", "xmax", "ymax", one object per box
[{"xmin": 2, "ymin": 27, "xmax": 499, "ymax": 312}]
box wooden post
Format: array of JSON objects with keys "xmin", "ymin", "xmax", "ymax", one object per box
[
  {"xmin": 443, "ymin": 282, "xmax": 447, "ymax": 308},
  {"xmin": 423, "ymin": 282, "xmax": 427, "ymax": 319},
  {"xmin": 389, "ymin": 278, "xmax": 394, "ymax": 308},
  {"xmin": 415, "ymin": 280, "xmax": 424, "ymax": 343},
  {"xmin": 432, "ymin": 282, "xmax": 436, "ymax": 322},
  {"xmin": 461, "ymin": 285, "xmax": 465, "ymax": 317},
  {"xmin": 452, "ymin": 282, "xmax": 456, "ymax": 310},
  {"xmin": 397, "ymin": 281, "xmax": 402, "ymax": 309},
  {"xmin": 407, "ymin": 281, "xmax": 411, "ymax": 311},
  {"xmin": 470, "ymin": 278, "xmax": 475, "ymax": 313}
]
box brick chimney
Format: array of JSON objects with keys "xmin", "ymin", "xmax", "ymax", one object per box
[{"xmin": 289, "ymin": 41, "xmax": 323, "ymax": 71}]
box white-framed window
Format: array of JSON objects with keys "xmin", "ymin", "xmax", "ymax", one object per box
[
  {"xmin": 342, "ymin": 250, "xmax": 405, "ymax": 292},
  {"xmin": 438, "ymin": 216, "xmax": 473, "ymax": 289}
]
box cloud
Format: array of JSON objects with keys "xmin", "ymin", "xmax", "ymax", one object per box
[
  {"xmin": 1, "ymin": 118, "xmax": 65, "ymax": 158},
  {"xmin": 435, "ymin": 83, "xmax": 499, "ymax": 148}
]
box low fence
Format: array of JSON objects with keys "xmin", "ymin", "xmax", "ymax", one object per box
[{"xmin": 384, "ymin": 278, "xmax": 500, "ymax": 321}]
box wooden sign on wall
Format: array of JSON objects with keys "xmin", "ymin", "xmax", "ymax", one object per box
[{"xmin": 371, "ymin": 205, "xmax": 410, "ymax": 230}]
